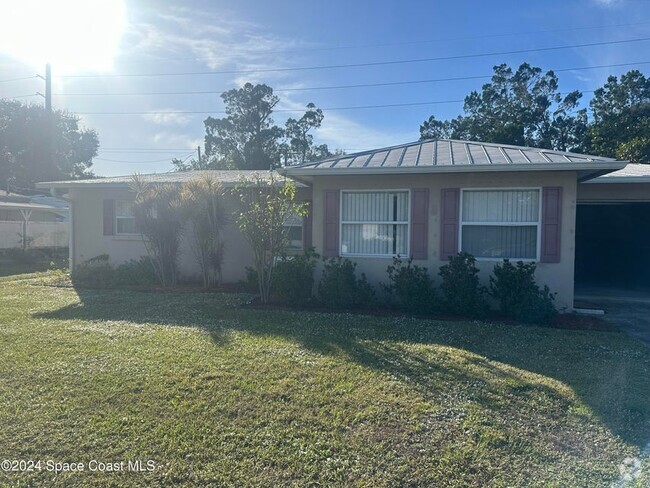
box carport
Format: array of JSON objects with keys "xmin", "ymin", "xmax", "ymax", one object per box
[
  {"xmin": 575, "ymin": 202, "xmax": 650, "ymax": 290},
  {"xmin": 576, "ymin": 164, "xmax": 650, "ymax": 296}
]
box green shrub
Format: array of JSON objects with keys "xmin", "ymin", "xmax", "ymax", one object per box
[
  {"xmin": 489, "ymin": 260, "xmax": 557, "ymax": 325},
  {"xmin": 71, "ymin": 255, "xmax": 113, "ymax": 287},
  {"xmin": 438, "ymin": 252, "xmax": 489, "ymax": 319},
  {"xmin": 113, "ymin": 257, "xmax": 159, "ymax": 286},
  {"xmin": 381, "ymin": 257, "xmax": 437, "ymax": 314},
  {"xmin": 72, "ymin": 255, "xmax": 158, "ymax": 288},
  {"xmin": 243, "ymin": 266, "xmax": 259, "ymax": 293},
  {"xmin": 318, "ymin": 257, "xmax": 375, "ymax": 309},
  {"xmin": 272, "ymin": 248, "xmax": 319, "ymax": 307}
]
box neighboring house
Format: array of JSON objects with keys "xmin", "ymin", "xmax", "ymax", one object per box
[
  {"xmin": 0, "ymin": 190, "xmax": 69, "ymax": 249},
  {"xmin": 37, "ymin": 171, "xmax": 311, "ymax": 284},
  {"xmin": 37, "ymin": 139, "xmax": 650, "ymax": 310}
]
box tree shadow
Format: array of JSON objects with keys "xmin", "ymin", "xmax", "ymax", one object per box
[
  {"xmin": 0, "ymin": 249, "xmax": 67, "ymax": 277},
  {"xmin": 34, "ymin": 285, "xmax": 650, "ymax": 447}
]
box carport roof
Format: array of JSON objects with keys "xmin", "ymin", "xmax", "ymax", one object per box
[
  {"xmin": 281, "ymin": 139, "xmax": 626, "ymax": 182},
  {"xmin": 587, "ymin": 163, "xmax": 650, "ymax": 183},
  {"xmin": 0, "ymin": 201, "xmax": 64, "ymax": 212}
]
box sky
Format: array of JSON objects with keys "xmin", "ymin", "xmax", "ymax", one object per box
[{"xmin": 0, "ymin": 0, "xmax": 649, "ymax": 176}]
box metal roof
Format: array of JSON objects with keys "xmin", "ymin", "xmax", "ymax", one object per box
[
  {"xmin": 587, "ymin": 163, "xmax": 650, "ymax": 183},
  {"xmin": 282, "ymin": 139, "xmax": 626, "ymax": 182},
  {"xmin": 36, "ymin": 170, "xmax": 303, "ymax": 189}
]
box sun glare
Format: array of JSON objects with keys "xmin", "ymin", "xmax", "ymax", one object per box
[{"xmin": 0, "ymin": 0, "xmax": 126, "ymax": 74}]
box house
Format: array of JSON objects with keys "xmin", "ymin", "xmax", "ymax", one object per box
[
  {"xmin": 37, "ymin": 170, "xmax": 311, "ymax": 284},
  {"xmin": 37, "ymin": 139, "xmax": 650, "ymax": 310},
  {"xmin": 0, "ymin": 189, "xmax": 69, "ymax": 249}
]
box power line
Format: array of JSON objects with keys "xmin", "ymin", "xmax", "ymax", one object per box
[
  {"xmin": 1, "ymin": 93, "xmax": 39, "ymax": 99},
  {"xmin": 54, "ymin": 36, "xmax": 650, "ymax": 78},
  {"xmin": 156, "ymin": 20, "xmax": 650, "ymax": 57},
  {"xmin": 75, "ymin": 101, "xmax": 461, "ymax": 115},
  {"xmin": 99, "ymin": 148, "xmax": 198, "ymax": 152},
  {"xmin": 49, "ymin": 61, "xmax": 650, "ymax": 97},
  {"xmin": 73, "ymin": 90, "xmax": 596, "ymax": 116},
  {"xmin": 0, "ymin": 75, "xmax": 38, "ymax": 84},
  {"xmin": 94, "ymin": 153, "xmax": 195, "ymax": 164}
]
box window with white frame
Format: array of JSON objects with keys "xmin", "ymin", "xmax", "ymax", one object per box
[
  {"xmin": 341, "ymin": 190, "xmax": 409, "ymax": 256},
  {"xmin": 115, "ymin": 200, "xmax": 138, "ymax": 235},
  {"xmin": 283, "ymin": 212, "xmax": 303, "ymax": 251},
  {"xmin": 460, "ymin": 189, "xmax": 540, "ymax": 260}
]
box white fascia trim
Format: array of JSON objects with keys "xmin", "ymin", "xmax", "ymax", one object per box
[
  {"xmin": 35, "ymin": 182, "xmax": 132, "ymax": 189},
  {"xmin": 583, "ymin": 177, "xmax": 650, "ymax": 184},
  {"xmin": 283, "ymin": 162, "xmax": 627, "ymax": 177}
]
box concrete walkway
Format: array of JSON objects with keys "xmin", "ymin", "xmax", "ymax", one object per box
[{"xmin": 575, "ymin": 290, "xmax": 650, "ymax": 346}]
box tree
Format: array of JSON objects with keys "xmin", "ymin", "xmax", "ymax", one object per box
[
  {"xmin": 180, "ymin": 175, "xmax": 229, "ymax": 289},
  {"xmin": 203, "ymin": 83, "xmax": 284, "ymax": 170},
  {"xmin": 419, "ymin": 63, "xmax": 588, "ymax": 151},
  {"xmin": 586, "ymin": 70, "xmax": 650, "ymax": 163},
  {"xmin": 192, "ymin": 83, "xmax": 332, "ymax": 171},
  {"xmin": 130, "ymin": 176, "xmax": 184, "ymax": 287},
  {"xmin": 419, "ymin": 115, "xmax": 455, "ymax": 140},
  {"xmin": 233, "ymin": 172, "xmax": 308, "ymax": 303},
  {"xmin": 0, "ymin": 100, "xmax": 98, "ymax": 188},
  {"xmin": 281, "ymin": 103, "xmax": 329, "ymax": 165}
]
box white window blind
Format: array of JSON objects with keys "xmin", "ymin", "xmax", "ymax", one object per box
[
  {"xmin": 115, "ymin": 201, "xmax": 137, "ymax": 235},
  {"xmin": 341, "ymin": 191, "xmax": 409, "ymax": 256},
  {"xmin": 460, "ymin": 189, "xmax": 540, "ymax": 259},
  {"xmin": 283, "ymin": 212, "xmax": 303, "ymax": 251}
]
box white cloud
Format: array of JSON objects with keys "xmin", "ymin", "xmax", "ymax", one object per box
[
  {"xmin": 152, "ymin": 131, "xmax": 203, "ymax": 150},
  {"xmin": 275, "ymin": 95, "xmax": 416, "ymax": 153},
  {"xmin": 315, "ymin": 112, "xmax": 417, "ymax": 152},
  {"xmin": 142, "ymin": 110, "xmax": 193, "ymax": 126},
  {"xmin": 124, "ymin": 6, "xmax": 311, "ymax": 85}
]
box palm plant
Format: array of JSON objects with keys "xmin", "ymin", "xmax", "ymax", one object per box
[
  {"xmin": 130, "ymin": 175, "xmax": 184, "ymax": 287},
  {"xmin": 180, "ymin": 175, "xmax": 229, "ymax": 289}
]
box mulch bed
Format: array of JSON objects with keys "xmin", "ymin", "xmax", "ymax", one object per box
[{"xmin": 241, "ymin": 297, "xmax": 622, "ymax": 333}]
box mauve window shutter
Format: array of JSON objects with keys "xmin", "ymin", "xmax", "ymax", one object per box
[
  {"xmin": 103, "ymin": 199, "xmax": 115, "ymax": 236},
  {"xmin": 410, "ymin": 188, "xmax": 429, "ymax": 259},
  {"xmin": 440, "ymin": 188, "xmax": 460, "ymax": 260},
  {"xmin": 302, "ymin": 200, "xmax": 313, "ymax": 251},
  {"xmin": 541, "ymin": 187, "xmax": 562, "ymax": 263},
  {"xmin": 323, "ymin": 190, "xmax": 340, "ymax": 257}
]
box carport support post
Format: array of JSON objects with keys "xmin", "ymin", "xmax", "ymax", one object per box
[{"xmin": 19, "ymin": 209, "xmax": 32, "ymax": 250}]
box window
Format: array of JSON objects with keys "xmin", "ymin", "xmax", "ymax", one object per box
[
  {"xmin": 341, "ymin": 190, "xmax": 409, "ymax": 256},
  {"xmin": 283, "ymin": 212, "xmax": 303, "ymax": 251},
  {"xmin": 460, "ymin": 189, "xmax": 540, "ymax": 260},
  {"xmin": 115, "ymin": 201, "xmax": 138, "ymax": 235}
]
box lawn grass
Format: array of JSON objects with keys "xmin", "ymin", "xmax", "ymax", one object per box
[{"xmin": 1, "ymin": 271, "xmax": 649, "ymax": 486}]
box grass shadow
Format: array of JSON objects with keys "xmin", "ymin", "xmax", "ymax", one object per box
[{"xmin": 34, "ymin": 284, "xmax": 650, "ymax": 447}]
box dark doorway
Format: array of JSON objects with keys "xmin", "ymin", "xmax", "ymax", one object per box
[{"xmin": 575, "ymin": 203, "xmax": 650, "ymax": 291}]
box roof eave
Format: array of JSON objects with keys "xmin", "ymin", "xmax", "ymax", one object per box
[
  {"xmin": 283, "ymin": 161, "xmax": 627, "ymax": 181},
  {"xmin": 35, "ymin": 181, "xmax": 130, "ymax": 189},
  {"xmin": 35, "ymin": 180, "xmax": 253, "ymax": 190},
  {"xmin": 584, "ymin": 176, "xmax": 650, "ymax": 184}
]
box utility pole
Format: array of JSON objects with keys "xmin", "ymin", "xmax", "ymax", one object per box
[
  {"xmin": 37, "ymin": 63, "xmax": 53, "ymax": 172},
  {"xmin": 45, "ymin": 63, "xmax": 52, "ymax": 114},
  {"xmin": 197, "ymin": 146, "xmax": 202, "ymax": 163}
]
